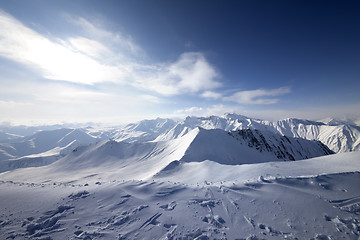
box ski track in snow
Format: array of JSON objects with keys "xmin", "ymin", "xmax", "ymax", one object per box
[{"xmin": 0, "ymin": 172, "xmax": 360, "ymax": 240}]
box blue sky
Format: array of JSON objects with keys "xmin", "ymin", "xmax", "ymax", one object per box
[{"xmin": 0, "ymin": 0, "xmax": 359, "ymax": 124}]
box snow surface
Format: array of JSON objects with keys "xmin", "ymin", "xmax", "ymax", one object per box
[{"xmin": 0, "ymin": 152, "xmax": 359, "ymax": 239}]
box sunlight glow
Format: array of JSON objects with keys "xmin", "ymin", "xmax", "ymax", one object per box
[{"xmin": 0, "ymin": 10, "xmax": 125, "ymax": 85}]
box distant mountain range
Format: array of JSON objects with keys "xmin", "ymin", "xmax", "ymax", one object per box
[
  {"xmin": 0, "ymin": 114, "xmax": 358, "ymax": 173},
  {"xmin": 99, "ymin": 113, "xmax": 360, "ymax": 152}
]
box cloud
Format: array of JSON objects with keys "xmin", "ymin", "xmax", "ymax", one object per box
[
  {"xmin": 0, "ymin": 10, "xmax": 128, "ymax": 85},
  {"xmin": 140, "ymin": 95, "xmax": 162, "ymax": 103},
  {"xmin": 223, "ymin": 87, "xmax": 291, "ymax": 104},
  {"xmin": 0, "ymin": 10, "xmax": 221, "ymax": 98},
  {"xmin": 68, "ymin": 37, "xmax": 111, "ymax": 59},
  {"xmin": 67, "ymin": 16, "xmax": 144, "ymax": 57},
  {"xmin": 170, "ymin": 102, "xmax": 360, "ymax": 122},
  {"xmin": 135, "ymin": 52, "xmax": 221, "ymax": 95},
  {"xmin": 174, "ymin": 106, "xmax": 204, "ymax": 114},
  {"xmin": 201, "ymin": 91, "xmax": 222, "ymax": 99}
]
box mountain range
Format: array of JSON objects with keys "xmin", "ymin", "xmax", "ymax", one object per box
[
  {"xmin": 0, "ymin": 114, "xmax": 360, "ymax": 239},
  {"xmin": 0, "ymin": 113, "xmax": 358, "ymax": 174}
]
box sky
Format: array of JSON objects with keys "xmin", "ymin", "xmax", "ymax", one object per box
[{"xmin": 0, "ymin": 0, "xmax": 359, "ymax": 125}]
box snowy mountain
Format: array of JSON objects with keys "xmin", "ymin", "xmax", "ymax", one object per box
[
  {"xmin": 0, "ymin": 123, "xmax": 92, "ymax": 142},
  {"xmin": 0, "ymin": 128, "xmax": 99, "ymax": 173},
  {"xmin": 109, "ymin": 118, "xmax": 177, "ymax": 142},
  {"xmin": 259, "ymin": 118, "xmax": 360, "ymax": 153},
  {"xmin": 179, "ymin": 128, "xmax": 332, "ymax": 166},
  {"xmin": 0, "ymin": 127, "xmax": 333, "ymax": 183},
  {"xmin": 120, "ymin": 113, "xmax": 359, "ymax": 153},
  {"xmin": 0, "ymin": 114, "xmax": 359, "ymax": 239},
  {"xmin": 0, "ymin": 113, "xmax": 357, "ymax": 173}
]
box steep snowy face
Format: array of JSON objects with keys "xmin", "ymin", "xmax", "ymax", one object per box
[
  {"xmin": 259, "ymin": 118, "xmax": 360, "ymax": 152},
  {"xmin": 179, "ymin": 128, "xmax": 333, "ymax": 166},
  {"xmin": 230, "ymin": 129, "xmax": 333, "ymax": 160},
  {"xmin": 179, "ymin": 128, "xmax": 275, "ymax": 165}
]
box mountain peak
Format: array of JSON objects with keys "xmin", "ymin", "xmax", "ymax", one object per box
[{"xmin": 223, "ymin": 113, "xmax": 250, "ymax": 120}]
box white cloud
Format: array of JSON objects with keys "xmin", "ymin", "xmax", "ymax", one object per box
[
  {"xmin": 0, "ymin": 10, "xmax": 128, "ymax": 85},
  {"xmin": 169, "ymin": 104, "xmax": 244, "ymax": 119},
  {"xmin": 68, "ymin": 37, "xmax": 111, "ymax": 59},
  {"xmin": 174, "ymin": 106, "xmax": 204, "ymax": 114},
  {"xmin": 223, "ymin": 87, "xmax": 291, "ymax": 104},
  {"xmin": 201, "ymin": 91, "xmax": 222, "ymax": 99},
  {"xmin": 0, "ymin": 10, "xmax": 221, "ymax": 99},
  {"xmin": 67, "ymin": 16, "xmax": 144, "ymax": 57},
  {"xmin": 140, "ymin": 95, "xmax": 162, "ymax": 103},
  {"xmin": 135, "ymin": 52, "xmax": 221, "ymax": 95}
]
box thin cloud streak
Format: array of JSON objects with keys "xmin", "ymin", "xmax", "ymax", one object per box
[
  {"xmin": 174, "ymin": 106, "xmax": 204, "ymax": 114},
  {"xmin": 201, "ymin": 91, "xmax": 222, "ymax": 100},
  {"xmin": 223, "ymin": 87, "xmax": 291, "ymax": 104},
  {"xmin": 67, "ymin": 16, "xmax": 144, "ymax": 57},
  {"xmin": 68, "ymin": 37, "xmax": 112, "ymax": 59}
]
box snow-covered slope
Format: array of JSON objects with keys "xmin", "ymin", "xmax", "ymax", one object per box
[
  {"xmin": 179, "ymin": 128, "xmax": 332, "ymax": 166},
  {"xmin": 158, "ymin": 151, "xmax": 360, "ymax": 185},
  {"xmin": 0, "ymin": 152, "xmax": 359, "ymax": 239},
  {"xmin": 0, "ymin": 129, "xmax": 197, "ymax": 182}
]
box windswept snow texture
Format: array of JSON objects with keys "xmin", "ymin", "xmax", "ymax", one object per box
[{"xmin": 0, "ymin": 166, "xmax": 360, "ymax": 239}]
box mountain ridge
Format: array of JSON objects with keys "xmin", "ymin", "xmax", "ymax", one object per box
[{"xmin": 0, "ymin": 113, "xmax": 358, "ymax": 173}]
